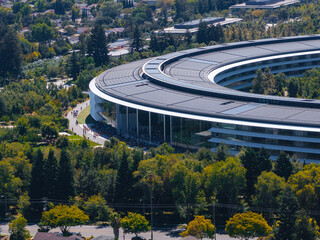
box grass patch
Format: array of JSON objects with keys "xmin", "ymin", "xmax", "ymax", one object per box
[
  {"xmin": 77, "ymin": 106, "xmax": 91, "ymax": 124},
  {"xmin": 67, "ymin": 134, "xmax": 100, "ymax": 147}
]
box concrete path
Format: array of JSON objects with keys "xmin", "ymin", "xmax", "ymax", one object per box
[
  {"xmin": 0, "ymin": 223, "xmax": 239, "ymax": 239},
  {"xmin": 66, "ymin": 100, "xmax": 107, "ymax": 145}
]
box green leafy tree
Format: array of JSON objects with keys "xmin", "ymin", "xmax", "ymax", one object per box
[
  {"xmin": 88, "ymin": 23, "xmax": 109, "ymax": 66},
  {"xmin": 288, "ymin": 164, "xmax": 320, "ymax": 211},
  {"xmin": 121, "ymin": 212, "xmax": 150, "ymax": 236},
  {"xmin": 41, "ymin": 122, "xmax": 59, "ymax": 139},
  {"xmin": 273, "ymin": 186, "xmax": 299, "ymax": 240},
  {"xmin": 204, "ymin": 156, "xmax": 246, "ymax": 204},
  {"xmin": 225, "ymin": 211, "xmax": 271, "ymax": 240},
  {"xmin": 16, "ymin": 192, "xmax": 31, "ymax": 216},
  {"xmin": 180, "ymin": 215, "xmax": 215, "ymax": 240},
  {"xmin": 40, "ymin": 205, "xmax": 89, "ymax": 236},
  {"xmin": 252, "ymin": 171, "xmax": 286, "ymax": 209},
  {"xmin": 9, "ymin": 214, "xmax": 31, "ymax": 240},
  {"xmin": 295, "ymin": 212, "xmax": 319, "ymax": 240},
  {"xmin": 31, "ymin": 23, "xmax": 54, "ymax": 43},
  {"xmin": 170, "ymin": 162, "xmax": 202, "ymax": 220},
  {"xmin": 274, "ymin": 151, "xmax": 292, "ymax": 181},
  {"xmin": 58, "ymin": 150, "xmax": 74, "ymax": 200},
  {"xmin": 84, "ymin": 194, "xmax": 113, "ymax": 222}
]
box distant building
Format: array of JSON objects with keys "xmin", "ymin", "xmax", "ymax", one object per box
[
  {"xmin": 155, "ymin": 17, "xmax": 242, "ymax": 35},
  {"xmin": 230, "ymin": 0, "xmax": 300, "ymax": 13},
  {"xmin": 76, "ymin": 27, "xmax": 91, "ymax": 34},
  {"xmin": 108, "ymin": 39, "xmax": 130, "ymax": 57},
  {"xmin": 105, "ymin": 28, "xmax": 125, "ymax": 36},
  {"xmin": 33, "ymin": 232, "xmax": 84, "ymax": 240}
]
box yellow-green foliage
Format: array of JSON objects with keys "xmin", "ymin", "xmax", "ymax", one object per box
[
  {"xmin": 40, "ymin": 205, "xmax": 89, "ymax": 235},
  {"xmin": 180, "ymin": 215, "xmax": 215, "ymax": 239},
  {"xmin": 288, "ymin": 164, "xmax": 320, "ymax": 210},
  {"xmin": 121, "ymin": 212, "xmax": 150, "ymax": 236},
  {"xmin": 225, "ymin": 211, "xmax": 272, "ymax": 240}
]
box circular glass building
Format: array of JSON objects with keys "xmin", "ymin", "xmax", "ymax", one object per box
[{"xmin": 90, "ymin": 35, "xmax": 320, "ymax": 162}]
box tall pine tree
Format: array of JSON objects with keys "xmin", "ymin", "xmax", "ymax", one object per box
[
  {"xmin": 57, "ymin": 150, "xmax": 74, "ymax": 200},
  {"xmin": 130, "ymin": 25, "xmax": 143, "ymax": 53},
  {"xmin": 88, "ymin": 22, "xmax": 109, "ymax": 66},
  {"xmin": 240, "ymin": 147, "xmax": 272, "ymax": 199},
  {"xmin": 44, "ymin": 149, "xmax": 59, "ymax": 199},
  {"xmin": 30, "ymin": 149, "xmax": 46, "ymax": 199},
  {"xmin": 0, "ymin": 20, "xmax": 22, "ymax": 82},
  {"xmin": 274, "ymin": 151, "xmax": 293, "ymax": 181},
  {"xmin": 274, "ymin": 186, "xmax": 299, "ymax": 240}
]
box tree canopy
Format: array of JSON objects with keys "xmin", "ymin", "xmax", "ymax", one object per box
[
  {"xmin": 180, "ymin": 215, "xmax": 215, "ymax": 240},
  {"xmin": 225, "ymin": 211, "xmax": 271, "ymax": 240},
  {"xmin": 40, "ymin": 205, "xmax": 89, "ymax": 235},
  {"xmin": 121, "ymin": 212, "xmax": 150, "ymax": 236}
]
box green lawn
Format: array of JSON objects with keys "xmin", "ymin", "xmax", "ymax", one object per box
[
  {"xmin": 67, "ymin": 135, "xmax": 100, "ymax": 147},
  {"xmin": 77, "ymin": 106, "xmax": 91, "ymax": 124}
]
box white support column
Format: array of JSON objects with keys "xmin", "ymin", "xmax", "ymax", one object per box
[
  {"xmin": 149, "ymin": 112, "xmax": 152, "ymax": 144},
  {"xmin": 126, "ymin": 106, "xmax": 129, "ymax": 136},
  {"xmin": 163, "ymin": 115, "xmax": 166, "ymax": 143},
  {"xmin": 170, "ymin": 116, "xmax": 172, "ymax": 145},
  {"xmin": 136, "ymin": 109, "xmax": 139, "ymax": 140}
]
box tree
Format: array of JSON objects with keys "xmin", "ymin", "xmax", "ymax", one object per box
[
  {"xmin": 0, "ymin": 22, "xmax": 22, "ymax": 80},
  {"xmin": 66, "ymin": 51, "xmax": 80, "ymax": 81},
  {"xmin": 170, "ymin": 162, "xmax": 202, "ymax": 220},
  {"xmin": 273, "ymin": 186, "xmax": 299, "ymax": 240},
  {"xmin": 30, "ymin": 149, "xmax": 46, "ymax": 199},
  {"xmin": 57, "ymin": 150, "xmax": 74, "ymax": 200},
  {"xmin": 252, "ymin": 171, "xmax": 286, "ymax": 210},
  {"xmin": 31, "ymin": 23, "xmax": 54, "ymax": 43},
  {"xmin": 88, "ymin": 23, "xmax": 109, "ymax": 66},
  {"xmin": 114, "ymin": 149, "xmax": 132, "ymax": 203},
  {"xmin": 121, "ymin": 212, "xmax": 150, "ymax": 236},
  {"xmin": 9, "ymin": 214, "xmax": 31, "ymax": 240},
  {"xmin": 225, "ymin": 211, "xmax": 271, "ymax": 240},
  {"xmin": 214, "ymin": 143, "xmax": 229, "ymax": 161},
  {"xmin": 54, "ymin": 0, "xmax": 65, "ymax": 15},
  {"xmin": 130, "ymin": 25, "xmax": 144, "ymax": 53},
  {"xmin": 204, "ymin": 157, "xmax": 246, "ymax": 204},
  {"xmin": 44, "ymin": 149, "xmax": 59, "ymax": 199},
  {"xmin": 41, "ymin": 122, "xmax": 59, "ymax": 139},
  {"xmin": 288, "ymin": 164, "xmax": 320, "ymax": 211},
  {"xmin": 197, "ymin": 21, "xmax": 208, "ymax": 44},
  {"xmin": 110, "ymin": 212, "xmax": 121, "ymax": 240},
  {"xmin": 274, "ymin": 151, "xmax": 292, "ymax": 181},
  {"xmin": 252, "ymin": 69, "xmax": 264, "ymax": 94},
  {"xmin": 240, "ymin": 147, "xmax": 272, "ymax": 199},
  {"xmin": 40, "ymin": 205, "xmax": 89, "ymax": 236},
  {"xmin": 84, "ymin": 194, "xmax": 113, "ymax": 222},
  {"xmin": 180, "ymin": 215, "xmax": 215, "ymax": 240},
  {"xmin": 295, "ymin": 212, "xmax": 319, "ymax": 240}
]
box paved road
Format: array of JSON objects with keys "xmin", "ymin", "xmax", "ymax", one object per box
[
  {"xmin": 0, "ymin": 224, "xmax": 239, "ymax": 239},
  {"xmin": 66, "ymin": 100, "xmax": 107, "ymax": 145}
]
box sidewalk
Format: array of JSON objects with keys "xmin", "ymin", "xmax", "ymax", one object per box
[{"xmin": 66, "ymin": 100, "xmax": 107, "ymax": 145}]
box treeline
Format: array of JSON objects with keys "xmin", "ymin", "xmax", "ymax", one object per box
[
  {"xmin": 252, "ymin": 67, "xmax": 320, "ymax": 99},
  {"xmin": 2, "ymin": 127, "xmax": 320, "ymax": 227}
]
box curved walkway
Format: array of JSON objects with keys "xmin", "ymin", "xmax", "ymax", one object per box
[{"xmin": 66, "ymin": 100, "xmax": 107, "ymax": 145}]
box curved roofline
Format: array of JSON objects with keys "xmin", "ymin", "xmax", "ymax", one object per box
[
  {"xmin": 142, "ymin": 35, "xmax": 320, "ymax": 108},
  {"xmin": 90, "ymin": 79, "xmax": 320, "ymax": 132}
]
